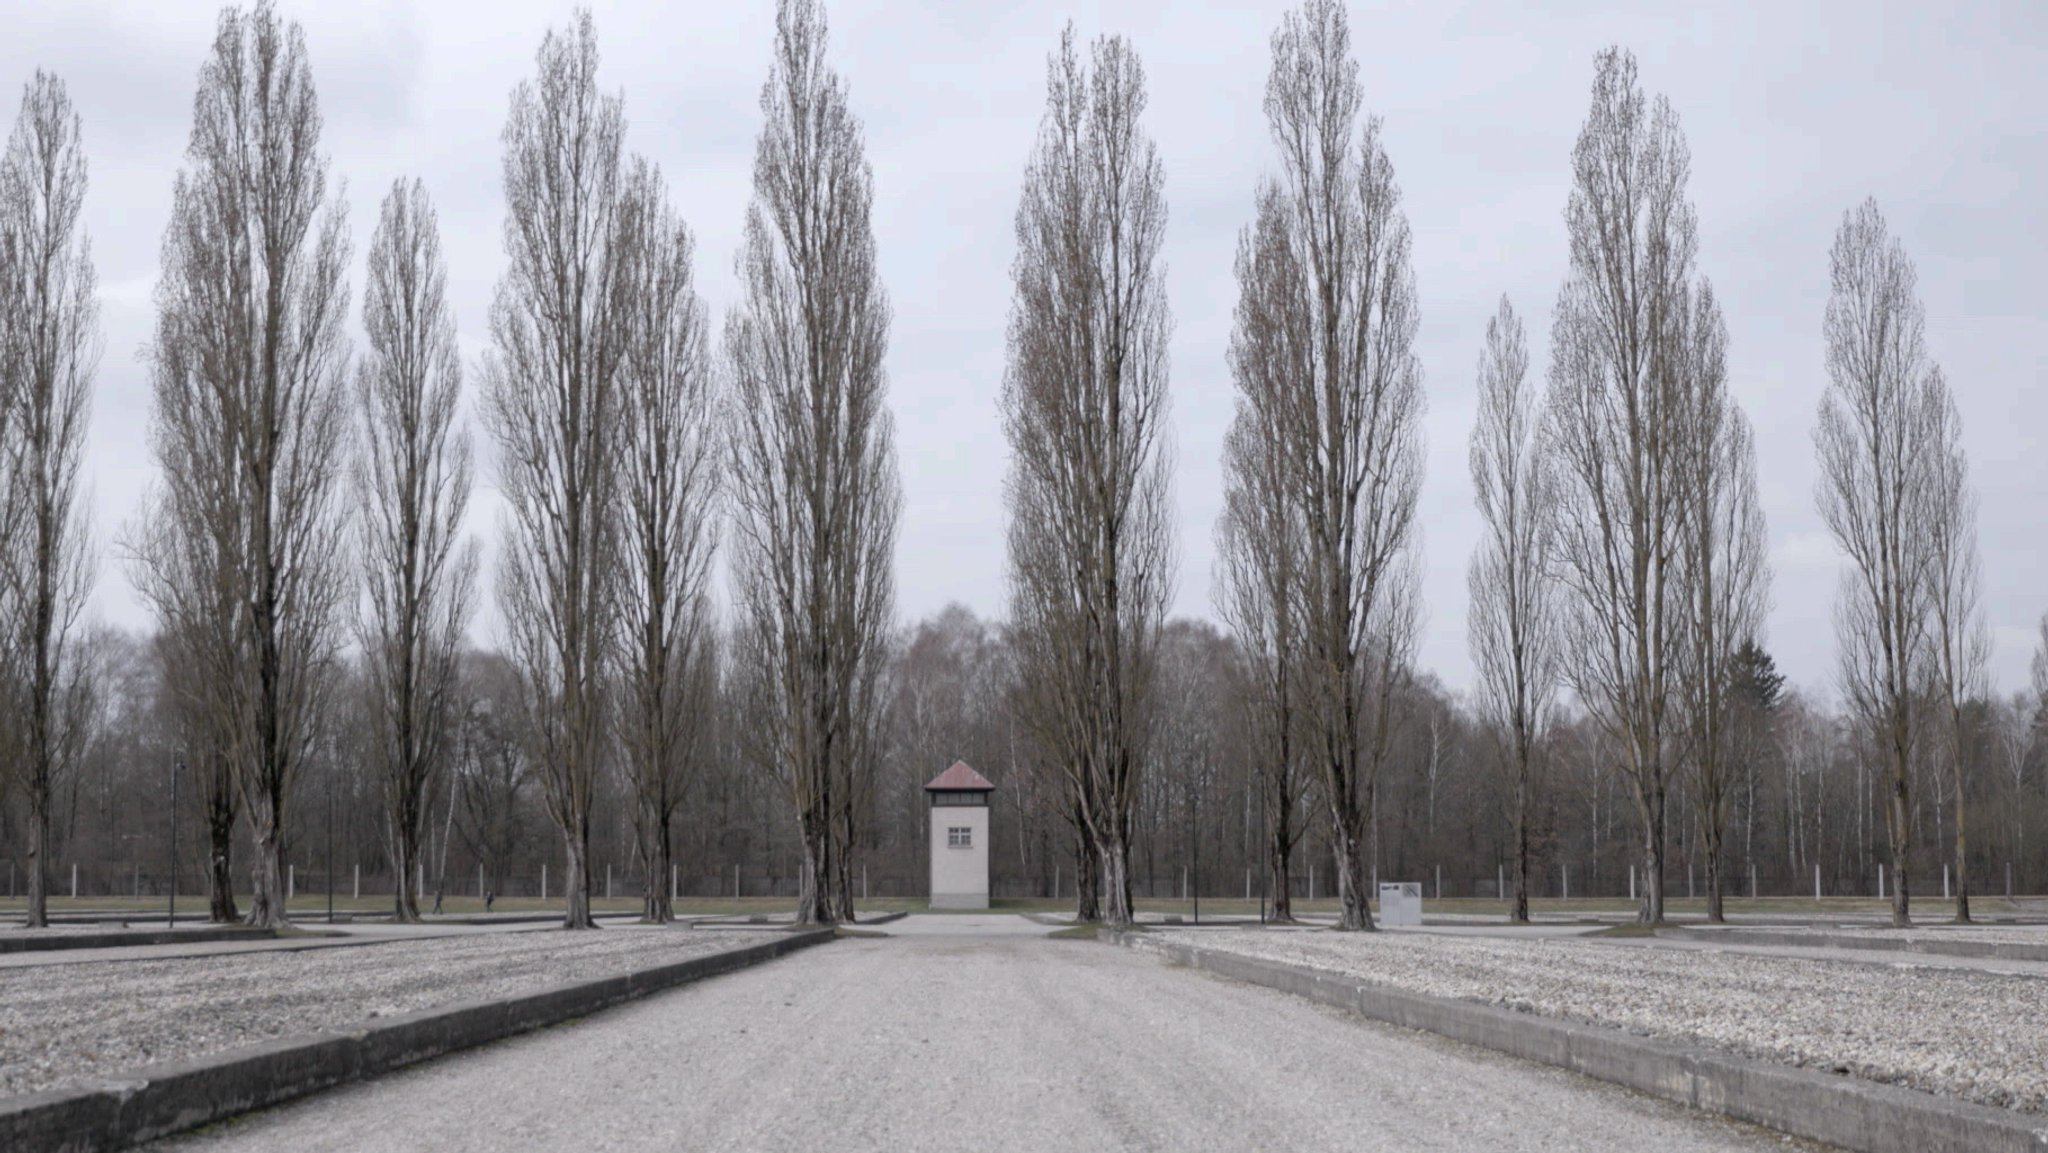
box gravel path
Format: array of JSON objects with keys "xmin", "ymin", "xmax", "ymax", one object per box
[
  {"xmin": 151, "ymin": 916, "xmax": 1807, "ymax": 1152},
  {"xmin": 0, "ymin": 927, "xmax": 744, "ymax": 1097},
  {"xmin": 1694, "ymin": 923, "xmax": 2048, "ymax": 946},
  {"xmin": 1143, "ymin": 927, "xmax": 2048, "ymax": 1113}
]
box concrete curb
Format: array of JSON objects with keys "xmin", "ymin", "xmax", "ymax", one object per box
[
  {"xmin": 1108, "ymin": 931, "xmax": 2048, "ymax": 1153},
  {"xmin": 0, "ymin": 927, "xmax": 834, "ymax": 1153},
  {"xmin": 1666, "ymin": 926, "xmax": 2048, "ymax": 964},
  {"xmin": 0, "ymin": 927, "xmax": 277, "ymax": 955}
]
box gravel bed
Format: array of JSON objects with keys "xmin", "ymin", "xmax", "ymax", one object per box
[
  {"xmin": 1699, "ymin": 924, "xmax": 2048, "ymax": 946},
  {"xmin": 1145, "ymin": 927, "xmax": 2048, "ymax": 1113},
  {"xmin": 0, "ymin": 928, "xmax": 743, "ymax": 1097}
]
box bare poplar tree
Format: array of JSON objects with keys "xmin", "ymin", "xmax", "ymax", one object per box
[
  {"xmin": 727, "ymin": 0, "xmax": 900, "ymax": 926},
  {"xmin": 1251, "ymin": 0, "xmax": 1424, "ymax": 930},
  {"xmin": 1218, "ymin": 180, "xmax": 1318, "ymax": 922},
  {"xmin": 483, "ymin": 10, "xmax": 627, "ymax": 931},
  {"xmin": 355, "ymin": 178, "xmax": 477, "ymax": 924},
  {"xmin": 133, "ymin": 3, "xmax": 352, "ymax": 928},
  {"xmin": 1467, "ymin": 297, "xmax": 1559, "ymax": 925},
  {"xmin": 1545, "ymin": 48, "xmax": 1698, "ymax": 924},
  {"xmin": 1814, "ymin": 199, "xmax": 1947, "ymax": 927},
  {"xmin": 1672, "ymin": 283, "xmax": 1770, "ymax": 924},
  {"xmin": 0, "ymin": 72, "xmax": 99, "ymax": 929},
  {"xmin": 612, "ymin": 158, "xmax": 719, "ymax": 925},
  {"xmin": 1925, "ymin": 385, "xmax": 1987, "ymax": 922},
  {"xmin": 1002, "ymin": 24, "xmax": 1174, "ymax": 930}
]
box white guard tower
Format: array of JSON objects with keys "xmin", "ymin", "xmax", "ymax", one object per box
[{"xmin": 926, "ymin": 761, "xmax": 994, "ymax": 910}]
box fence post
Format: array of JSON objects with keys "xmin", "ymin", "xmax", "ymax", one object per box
[
  {"xmin": 353, "ymin": 864, "xmax": 359, "ymax": 901},
  {"xmin": 541, "ymin": 863, "xmax": 548, "ymax": 901},
  {"xmin": 1815, "ymin": 862, "xmax": 1821, "ymax": 901},
  {"xmin": 71, "ymin": 862, "xmax": 78, "ymax": 899}
]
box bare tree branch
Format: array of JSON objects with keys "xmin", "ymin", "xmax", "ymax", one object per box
[
  {"xmin": 482, "ymin": 9, "xmax": 628, "ymax": 930},
  {"xmin": 355, "ymin": 177, "xmax": 477, "ymax": 924},
  {"xmin": 0, "ymin": 70, "xmax": 100, "ymax": 929},
  {"xmin": 726, "ymin": 0, "xmax": 900, "ymax": 926},
  {"xmin": 1544, "ymin": 47, "xmax": 1697, "ymax": 925},
  {"xmin": 1467, "ymin": 296, "xmax": 1560, "ymax": 924},
  {"xmin": 612, "ymin": 157, "xmax": 719, "ymax": 925},
  {"xmin": 131, "ymin": 2, "xmax": 353, "ymax": 928},
  {"xmin": 1813, "ymin": 198, "xmax": 1948, "ymax": 927}
]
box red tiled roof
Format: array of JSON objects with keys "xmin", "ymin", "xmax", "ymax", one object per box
[{"xmin": 925, "ymin": 760, "xmax": 995, "ymax": 791}]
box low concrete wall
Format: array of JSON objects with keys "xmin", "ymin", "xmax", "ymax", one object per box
[
  {"xmin": 1110, "ymin": 931, "xmax": 2048, "ymax": 1153},
  {"xmin": 0, "ymin": 926, "xmax": 276, "ymax": 955},
  {"xmin": 0, "ymin": 928, "xmax": 833, "ymax": 1153}
]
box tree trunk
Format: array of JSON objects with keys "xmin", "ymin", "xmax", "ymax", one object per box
[
  {"xmin": 1097, "ymin": 832, "xmax": 1134, "ymax": 929},
  {"xmin": 1639, "ymin": 779, "xmax": 1667, "ymax": 925},
  {"xmin": 795, "ymin": 801, "xmax": 836, "ymax": 926},
  {"xmin": 245, "ymin": 823, "xmax": 288, "ymax": 929},
  {"xmin": 1511, "ymin": 783, "xmax": 1531, "ymax": 924},
  {"xmin": 1332, "ymin": 814, "xmax": 1376, "ymax": 931},
  {"xmin": 643, "ymin": 815, "xmax": 673, "ymax": 924},
  {"xmin": 563, "ymin": 828, "xmax": 595, "ymax": 930},
  {"xmin": 1704, "ymin": 816, "xmax": 1726, "ymax": 923},
  {"xmin": 1269, "ymin": 822, "xmax": 1295, "ymax": 924},
  {"xmin": 206, "ymin": 760, "xmax": 239, "ymax": 924},
  {"xmin": 1074, "ymin": 832, "xmax": 1099, "ymax": 922},
  {"xmin": 26, "ymin": 792, "xmax": 50, "ymax": 928},
  {"xmin": 392, "ymin": 827, "xmax": 422, "ymax": 923},
  {"xmin": 1886, "ymin": 753, "xmax": 1912, "ymax": 926},
  {"xmin": 1953, "ymin": 743, "xmax": 1971, "ymax": 924}
]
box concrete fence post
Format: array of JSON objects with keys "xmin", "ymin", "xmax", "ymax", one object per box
[
  {"xmin": 541, "ymin": 863, "xmax": 547, "ymax": 901},
  {"xmin": 1879, "ymin": 863, "xmax": 1885, "ymax": 900},
  {"xmin": 1815, "ymin": 862, "xmax": 1821, "ymax": 901},
  {"xmin": 71, "ymin": 863, "xmax": 78, "ymax": 899},
  {"xmin": 1943, "ymin": 864, "xmax": 1950, "ymax": 900},
  {"xmin": 1629, "ymin": 865, "xmax": 1635, "ymax": 901},
  {"xmin": 353, "ymin": 864, "xmax": 359, "ymax": 900},
  {"xmin": 288, "ymin": 865, "xmax": 294, "ymax": 901},
  {"xmin": 1562, "ymin": 863, "xmax": 1569, "ymax": 901}
]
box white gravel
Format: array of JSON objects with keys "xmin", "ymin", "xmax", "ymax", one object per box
[
  {"xmin": 0, "ymin": 928, "xmax": 745, "ymax": 1097},
  {"xmin": 1144, "ymin": 927, "xmax": 2048, "ymax": 1114},
  {"xmin": 1700, "ymin": 924, "xmax": 2048, "ymax": 946}
]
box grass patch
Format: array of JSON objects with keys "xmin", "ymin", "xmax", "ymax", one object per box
[{"xmin": 1048, "ymin": 924, "xmax": 1101, "ymax": 940}]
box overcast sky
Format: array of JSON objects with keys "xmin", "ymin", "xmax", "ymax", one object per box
[{"xmin": 3, "ymin": 0, "xmax": 2043, "ymax": 701}]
